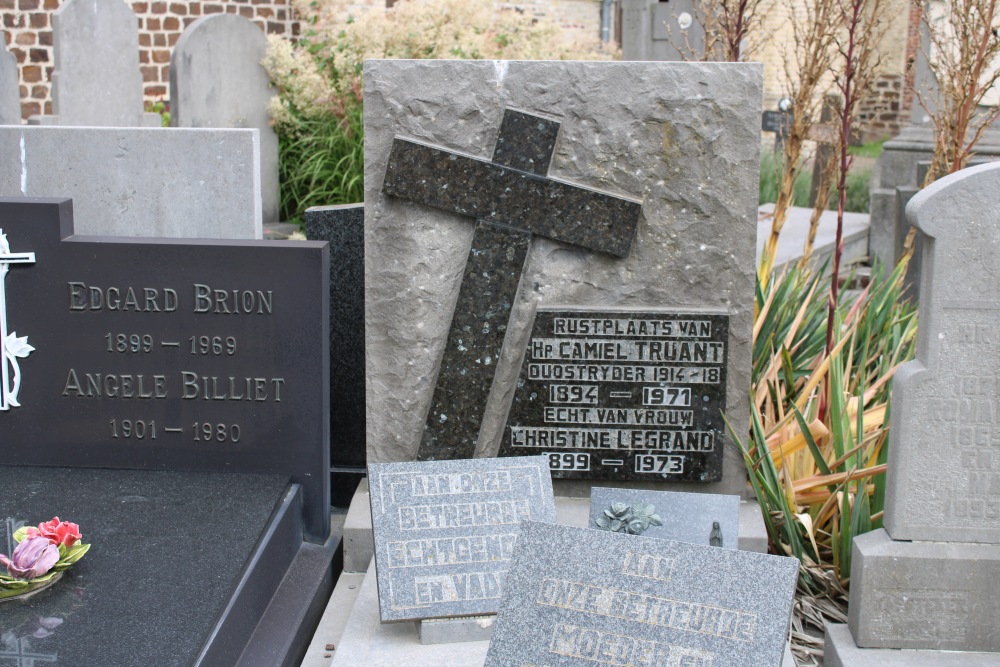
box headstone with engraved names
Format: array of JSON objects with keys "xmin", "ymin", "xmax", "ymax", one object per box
[
  {"xmin": 825, "ymin": 162, "xmax": 1000, "ymax": 662},
  {"xmin": 170, "ymin": 14, "xmax": 279, "ymax": 223},
  {"xmin": 41, "ymin": 0, "xmax": 155, "ymax": 127},
  {"xmin": 367, "ymin": 456, "xmax": 555, "ymax": 622},
  {"xmin": 0, "ymin": 196, "xmax": 334, "ymax": 664},
  {"xmin": 365, "ymin": 60, "xmax": 760, "ymax": 495},
  {"xmin": 589, "ymin": 487, "xmax": 740, "ymax": 548},
  {"xmin": 485, "ymin": 521, "xmax": 798, "ymax": 667}
]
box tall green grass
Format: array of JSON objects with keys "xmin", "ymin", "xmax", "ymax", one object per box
[
  {"xmin": 759, "ymin": 145, "xmax": 875, "ymax": 213},
  {"xmin": 277, "ymin": 102, "xmax": 364, "ymax": 225}
]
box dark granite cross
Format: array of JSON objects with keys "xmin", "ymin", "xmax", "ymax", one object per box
[{"xmin": 382, "ymin": 109, "xmax": 643, "ymax": 461}]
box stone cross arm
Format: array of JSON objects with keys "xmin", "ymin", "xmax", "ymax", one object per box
[{"xmin": 383, "ymin": 138, "xmax": 642, "ymax": 258}]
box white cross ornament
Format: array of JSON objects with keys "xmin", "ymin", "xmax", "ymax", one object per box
[{"xmin": 0, "ymin": 229, "xmax": 35, "ymax": 410}]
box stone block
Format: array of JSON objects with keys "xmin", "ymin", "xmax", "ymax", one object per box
[
  {"xmin": 51, "ymin": 0, "xmax": 145, "ymax": 126},
  {"xmin": 884, "ymin": 162, "xmax": 1000, "ymax": 543},
  {"xmin": 0, "ymin": 126, "xmax": 262, "ymax": 238},
  {"xmin": 848, "ymin": 528, "xmax": 1000, "ymax": 651},
  {"xmin": 305, "ymin": 204, "xmax": 366, "ymax": 472},
  {"xmin": 418, "ymin": 616, "xmax": 496, "ymax": 645},
  {"xmin": 824, "ymin": 622, "xmax": 1000, "ymax": 666},
  {"xmin": 170, "ymin": 14, "xmax": 279, "ymax": 222}
]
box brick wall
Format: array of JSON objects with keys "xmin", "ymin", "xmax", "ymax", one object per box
[
  {"xmin": 2, "ymin": 0, "xmax": 297, "ymax": 121},
  {"xmin": 858, "ymin": 73, "xmax": 904, "ymax": 141}
]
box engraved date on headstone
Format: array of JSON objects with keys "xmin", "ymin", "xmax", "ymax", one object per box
[{"xmin": 501, "ymin": 309, "xmax": 729, "ymax": 480}]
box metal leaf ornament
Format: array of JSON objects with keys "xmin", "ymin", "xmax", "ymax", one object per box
[{"xmin": 595, "ymin": 501, "xmax": 661, "ymax": 536}]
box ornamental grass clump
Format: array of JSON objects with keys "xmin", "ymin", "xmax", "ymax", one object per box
[
  {"xmin": 262, "ymin": 0, "xmax": 615, "ymax": 223},
  {"xmin": 730, "ymin": 258, "xmax": 917, "ymax": 657}
]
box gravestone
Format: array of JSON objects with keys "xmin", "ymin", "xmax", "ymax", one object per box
[
  {"xmin": 621, "ymin": 0, "xmax": 707, "ymax": 61},
  {"xmin": 589, "ymin": 487, "xmax": 740, "ymax": 548},
  {"xmin": 367, "ymin": 456, "xmax": 555, "ymax": 622},
  {"xmin": 825, "ymin": 162, "xmax": 1000, "ymax": 663},
  {"xmin": 486, "ymin": 521, "xmax": 798, "ymax": 666},
  {"xmin": 43, "ymin": 0, "xmax": 153, "ymax": 127},
  {"xmin": 0, "ymin": 196, "xmax": 334, "ymax": 664},
  {"xmin": 305, "ymin": 203, "xmax": 366, "ymax": 506},
  {"xmin": 365, "ymin": 60, "xmax": 760, "ymax": 497},
  {"xmin": 170, "ymin": 14, "xmax": 280, "ymax": 223},
  {"xmin": 0, "ymin": 40, "xmax": 19, "ymax": 125},
  {"xmin": 0, "ymin": 126, "xmax": 263, "ymax": 238}
]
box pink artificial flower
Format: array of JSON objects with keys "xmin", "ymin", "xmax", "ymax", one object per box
[
  {"xmin": 25, "ymin": 517, "xmax": 82, "ymax": 548},
  {"xmin": 0, "ymin": 536, "xmax": 59, "ymax": 580}
]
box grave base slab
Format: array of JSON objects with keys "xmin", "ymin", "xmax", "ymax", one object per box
[
  {"xmin": 0, "ymin": 466, "xmax": 340, "ymax": 667},
  {"xmin": 331, "ymin": 560, "xmax": 795, "ymax": 666},
  {"xmin": 848, "ymin": 528, "xmax": 1000, "ymax": 652},
  {"xmin": 341, "ymin": 478, "xmax": 769, "ymax": 572},
  {"xmin": 824, "ymin": 623, "xmax": 1000, "ymax": 666}
]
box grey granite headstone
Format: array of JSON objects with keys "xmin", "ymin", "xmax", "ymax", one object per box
[
  {"xmin": 884, "ymin": 161, "xmax": 1000, "ymax": 544},
  {"xmin": 485, "ymin": 521, "xmax": 798, "ymax": 667},
  {"xmin": 827, "ymin": 163, "xmax": 1000, "ymax": 661},
  {"xmin": 364, "ymin": 60, "xmax": 760, "ymax": 496},
  {"xmin": 0, "ymin": 126, "xmax": 262, "ymax": 238},
  {"xmin": 48, "ymin": 0, "xmax": 147, "ymax": 127},
  {"xmin": 305, "ymin": 203, "xmax": 366, "ymax": 504},
  {"xmin": 589, "ymin": 487, "xmax": 740, "ymax": 548},
  {"xmin": 170, "ymin": 14, "xmax": 279, "ymax": 223},
  {"xmin": 0, "ymin": 40, "xmax": 19, "ymax": 126},
  {"xmin": 367, "ymin": 456, "xmax": 555, "ymax": 622}
]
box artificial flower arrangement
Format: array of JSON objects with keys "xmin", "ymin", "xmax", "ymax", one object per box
[{"xmin": 0, "ymin": 517, "xmax": 90, "ymax": 601}]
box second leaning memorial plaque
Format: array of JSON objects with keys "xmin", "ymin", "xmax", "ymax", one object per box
[{"xmin": 501, "ymin": 309, "xmax": 728, "ymax": 481}]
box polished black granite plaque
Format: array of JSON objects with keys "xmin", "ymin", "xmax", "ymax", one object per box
[
  {"xmin": 0, "ymin": 198, "xmax": 330, "ymax": 540},
  {"xmin": 381, "ymin": 109, "xmax": 643, "ymax": 461},
  {"xmin": 0, "ymin": 467, "xmax": 288, "ymax": 667},
  {"xmin": 499, "ymin": 308, "xmax": 729, "ymax": 481}
]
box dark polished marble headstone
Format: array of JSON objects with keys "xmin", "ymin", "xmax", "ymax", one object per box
[
  {"xmin": 500, "ymin": 308, "xmax": 729, "ymax": 481},
  {"xmin": 381, "ymin": 108, "xmax": 643, "ymax": 462},
  {"xmin": 305, "ymin": 204, "xmax": 366, "ymax": 506},
  {"xmin": 367, "ymin": 456, "xmax": 555, "ymax": 622},
  {"xmin": 0, "ymin": 198, "xmax": 330, "ymax": 540},
  {"xmin": 485, "ymin": 521, "xmax": 798, "ymax": 667},
  {"xmin": 0, "ymin": 467, "xmax": 288, "ymax": 667}
]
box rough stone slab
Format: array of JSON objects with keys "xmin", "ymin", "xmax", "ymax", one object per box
[
  {"xmin": 884, "ymin": 162, "xmax": 1000, "ymax": 543},
  {"xmin": 589, "ymin": 487, "xmax": 740, "ymax": 548},
  {"xmin": 305, "ymin": 204, "xmax": 366, "ymax": 470},
  {"xmin": 486, "ymin": 521, "xmax": 798, "ymax": 667},
  {"xmin": 418, "ymin": 616, "xmax": 496, "ymax": 645},
  {"xmin": 365, "ymin": 60, "xmax": 761, "ymax": 496},
  {"xmin": 0, "ymin": 126, "xmax": 262, "ymax": 238},
  {"xmin": 368, "ymin": 456, "xmax": 555, "ymax": 621},
  {"xmin": 847, "ymin": 528, "xmax": 1000, "ymax": 652},
  {"xmin": 824, "ymin": 622, "xmax": 1000, "ymax": 666},
  {"xmin": 170, "ymin": 14, "xmax": 279, "ymax": 223},
  {"xmin": 500, "ymin": 308, "xmax": 730, "ymax": 480},
  {"xmin": 50, "ymin": 0, "xmax": 145, "ymax": 126},
  {"xmin": 0, "ymin": 42, "xmax": 19, "ymax": 125}
]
